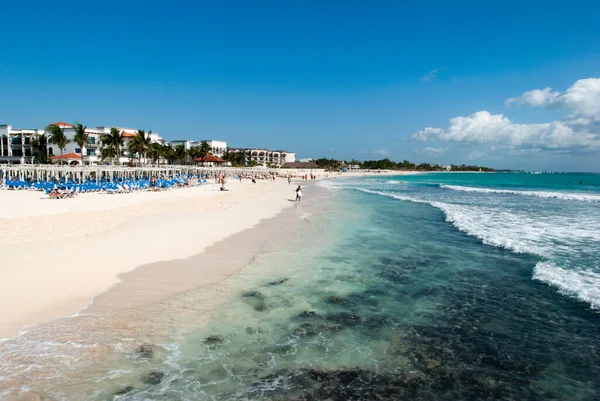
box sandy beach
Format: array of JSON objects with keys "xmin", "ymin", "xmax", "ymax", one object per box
[
  {"xmin": 0, "ymin": 178, "xmax": 297, "ymax": 339},
  {"xmin": 0, "ymin": 170, "xmax": 400, "ymax": 340}
]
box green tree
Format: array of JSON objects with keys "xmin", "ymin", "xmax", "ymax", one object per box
[
  {"xmin": 147, "ymin": 142, "xmax": 163, "ymax": 165},
  {"xmin": 101, "ymin": 127, "xmax": 123, "ymax": 164},
  {"xmin": 72, "ymin": 122, "xmax": 88, "ymax": 166},
  {"xmin": 187, "ymin": 146, "xmax": 199, "ymax": 163},
  {"xmin": 100, "ymin": 145, "xmax": 118, "ymax": 162},
  {"xmin": 128, "ymin": 129, "xmax": 152, "ymax": 165},
  {"xmin": 163, "ymin": 144, "xmax": 177, "ymax": 165},
  {"xmin": 31, "ymin": 133, "xmax": 49, "ymax": 164},
  {"xmin": 174, "ymin": 144, "xmax": 187, "ymax": 164},
  {"xmin": 199, "ymin": 140, "xmax": 211, "ymax": 160},
  {"xmin": 46, "ymin": 124, "xmax": 71, "ymax": 164}
]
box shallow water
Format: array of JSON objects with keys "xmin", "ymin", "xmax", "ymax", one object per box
[{"xmin": 2, "ymin": 174, "xmax": 600, "ymax": 400}]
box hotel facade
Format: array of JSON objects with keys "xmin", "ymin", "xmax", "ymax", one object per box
[
  {"xmin": 169, "ymin": 139, "xmax": 228, "ymax": 158},
  {"xmin": 1, "ymin": 122, "xmax": 295, "ymax": 167},
  {"xmin": 1, "ymin": 122, "xmax": 165, "ymax": 165},
  {"xmin": 228, "ymin": 148, "xmax": 296, "ymax": 166}
]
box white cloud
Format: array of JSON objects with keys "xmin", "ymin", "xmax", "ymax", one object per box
[
  {"xmin": 412, "ymin": 77, "xmax": 600, "ymax": 153},
  {"xmin": 560, "ymin": 78, "xmax": 600, "ymax": 119},
  {"xmin": 412, "ymin": 110, "xmax": 600, "ymax": 151},
  {"xmin": 357, "ymin": 148, "xmax": 389, "ymax": 156},
  {"xmin": 421, "ymin": 67, "xmax": 443, "ymax": 82},
  {"xmin": 505, "ymin": 78, "xmax": 600, "ymax": 120},
  {"xmin": 505, "ymin": 87, "xmax": 560, "ymax": 107},
  {"xmin": 415, "ymin": 147, "xmax": 447, "ymax": 155}
]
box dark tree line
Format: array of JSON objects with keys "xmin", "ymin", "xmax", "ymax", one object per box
[{"xmin": 314, "ymin": 157, "xmax": 493, "ymax": 172}]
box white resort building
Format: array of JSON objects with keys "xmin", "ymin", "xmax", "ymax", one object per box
[
  {"xmin": 0, "ymin": 125, "xmax": 45, "ymax": 164},
  {"xmin": 169, "ymin": 139, "xmax": 228, "ymax": 158},
  {"xmin": 1, "ymin": 122, "xmax": 165, "ymax": 165},
  {"xmin": 2, "ymin": 121, "xmax": 295, "ymax": 168},
  {"xmin": 228, "ymin": 148, "xmax": 296, "ymax": 166}
]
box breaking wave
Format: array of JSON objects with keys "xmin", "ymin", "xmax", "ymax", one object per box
[
  {"xmin": 440, "ymin": 184, "xmax": 600, "ymax": 203},
  {"xmin": 357, "ymin": 188, "xmax": 600, "ymax": 310},
  {"xmin": 533, "ymin": 262, "xmax": 600, "ymax": 309}
]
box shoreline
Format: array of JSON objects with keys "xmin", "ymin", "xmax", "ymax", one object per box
[
  {"xmin": 0, "ymin": 170, "xmax": 407, "ymax": 340},
  {"xmin": 0, "ymin": 182, "xmax": 335, "ymax": 399},
  {"xmin": 0, "ymin": 179, "xmax": 296, "ymax": 339},
  {"xmin": 0, "ymin": 171, "xmax": 398, "ymax": 340}
]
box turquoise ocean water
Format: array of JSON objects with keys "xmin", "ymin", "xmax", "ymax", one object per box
[{"xmin": 2, "ymin": 172, "xmax": 600, "ymax": 400}]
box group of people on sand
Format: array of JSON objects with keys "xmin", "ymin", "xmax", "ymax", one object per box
[{"xmin": 48, "ymin": 187, "xmax": 76, "ymax": 199}]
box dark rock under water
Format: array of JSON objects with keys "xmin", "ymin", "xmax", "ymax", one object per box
[
  {"xmin": 254, "ymin": 364, "xmax": 550, "ymax": 401},
  {"xmin": 268, "ymin": 278, "xmax": 289, "ymax": 286},
  {"xmin": 132, "ymin": 344, "xmax": 154, "ymax": 361},
  {"xmin": 242, "ymin": 290, "xmax": 268, "ymax": 311},
  {"xmin": 141, "ymin": 371, "xmax": 165, "ymax": 386},
  {"xmin": 114, "ymin": 385, "xmax": 134, "ymax": 395},
  {"xmin": 293, "ymin": 322, "xmax": 344, "ymax": 337},
  {"xmin": 242, "ymin": 291, "xmax": 267, "ymax": 301},
  {"xmin": 204, "ymin": 335, "xmax": 225, "ymax": 345},
  {"xmin": 298, "ymin": 311, "xmax": 318, "ymax": 318},
  {"xmin": 328, "ymin": 295, "xmax": 345, "ymax": 304},
  {"xmin": 325, "ymin": 312, "xmax": 362, "ymax": 326}
]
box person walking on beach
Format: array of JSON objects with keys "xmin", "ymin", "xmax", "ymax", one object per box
[
  {"xmin": 295, "ymin": 185, "xmax": 303, "ymax": 202},
  {"xmin": 287, "ymin": 177, "xmax": 291, "ymax": 186}
]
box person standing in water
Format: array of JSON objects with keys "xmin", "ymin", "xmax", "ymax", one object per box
[{"xmin": 295, "ymin": 185, "xmax": 303, "ymax": 202}]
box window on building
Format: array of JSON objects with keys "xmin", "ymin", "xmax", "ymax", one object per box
[
  {"xmin": 12, "ymin": 149, "xmax": 23, "ymax": 156},
  {"xmin": 86, "ymin": 149, "xmax": 95, "ymax": 156},
  {"xmin": 48, "ymin": 148, "xmax": 54, "ymax": 155},
  {"xmin": 75, "ymin": 148, "xmax": 81, "ymax": 154},
  {"xmin": 88, "ymin": 137, "xmax": 96, "ymax": 145}
]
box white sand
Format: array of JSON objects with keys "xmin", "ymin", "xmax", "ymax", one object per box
[
  {"xmin": 0, "ymin": 179, "xmax": 298, "ymax": 338},
  {"xmin": 0, "ymin": 170, "xmax": 408, "ymax": 339}
]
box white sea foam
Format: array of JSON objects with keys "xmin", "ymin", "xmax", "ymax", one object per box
[
  {"xmin": 359, "ymin": 188, "xmax": 600, "ymax": 254},
  {"xmin": 357, "ymin": 188, "xmax": 600, "ymax": 309},
  {"xmin": 440, "ymin": 184, "xmax": 600, "ymax": 202},
  {"xmin": 533, "ymin": 262, "xmax": 600, "ymax": 309}
]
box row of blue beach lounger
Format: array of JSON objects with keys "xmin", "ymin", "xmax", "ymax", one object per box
[{"xmin": 1, "ymin": 177, "xmax": 211, "ymax": 197}]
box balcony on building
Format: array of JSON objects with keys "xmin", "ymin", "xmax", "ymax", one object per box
[{"xmin": 87, "ymin": 137, "xmax": 99, "ymax": 147}]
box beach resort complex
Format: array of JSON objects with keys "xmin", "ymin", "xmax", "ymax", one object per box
[
  {"xmin": 0, "ymin": 123, "xmax": 296, "ymax": 167},
  {"xmin": 2, "ymin": 1, "xmax": 600, "ymax": 400}
]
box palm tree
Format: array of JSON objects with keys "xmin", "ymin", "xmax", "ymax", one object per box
[
  {"xmin": 160, "ymin": 144, "xmax": 173, "ymax": 165},
  {"xmin": 31, "ymin": 133, "xmax": 49, "ymax": 164},
  {"xmin": 199, "ymin": 140, "xmax": 211, "ymax": 160},
  {"xmin": 188, "ymin": 146, "xmax": 204, "ymax": 164},
  {"xmin": 164, "ymin": 145, "xmax": 177, "ymax": 165},
  {"xmin": 173, "ymin": 144, "xmax": 187, "ymax": 165},
  {"xmin": 128, "ymin": 129, "xmax": 152, "ymax": 165},
  {"xmin": 72, "ymin": 122, "xmax": 88, "ymax": 166},
  {"xmin": 147, "ymin": 142, "xmax": 163, "ymax": 165},
  {"xmin": 101, "ymin": 127, "xmax": 123, "ymax": 164},
  {"xmin": 100, "ymin": 145, "xmax": 118, "ymax": 162},
  {"xmin": 46, "ymin": 124, "xmax": 71, "ymax": 164}
]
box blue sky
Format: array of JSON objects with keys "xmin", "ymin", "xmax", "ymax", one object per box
[{"xmin": 1, "ymin": 0, "xmax": 600, "ymax": 171}]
